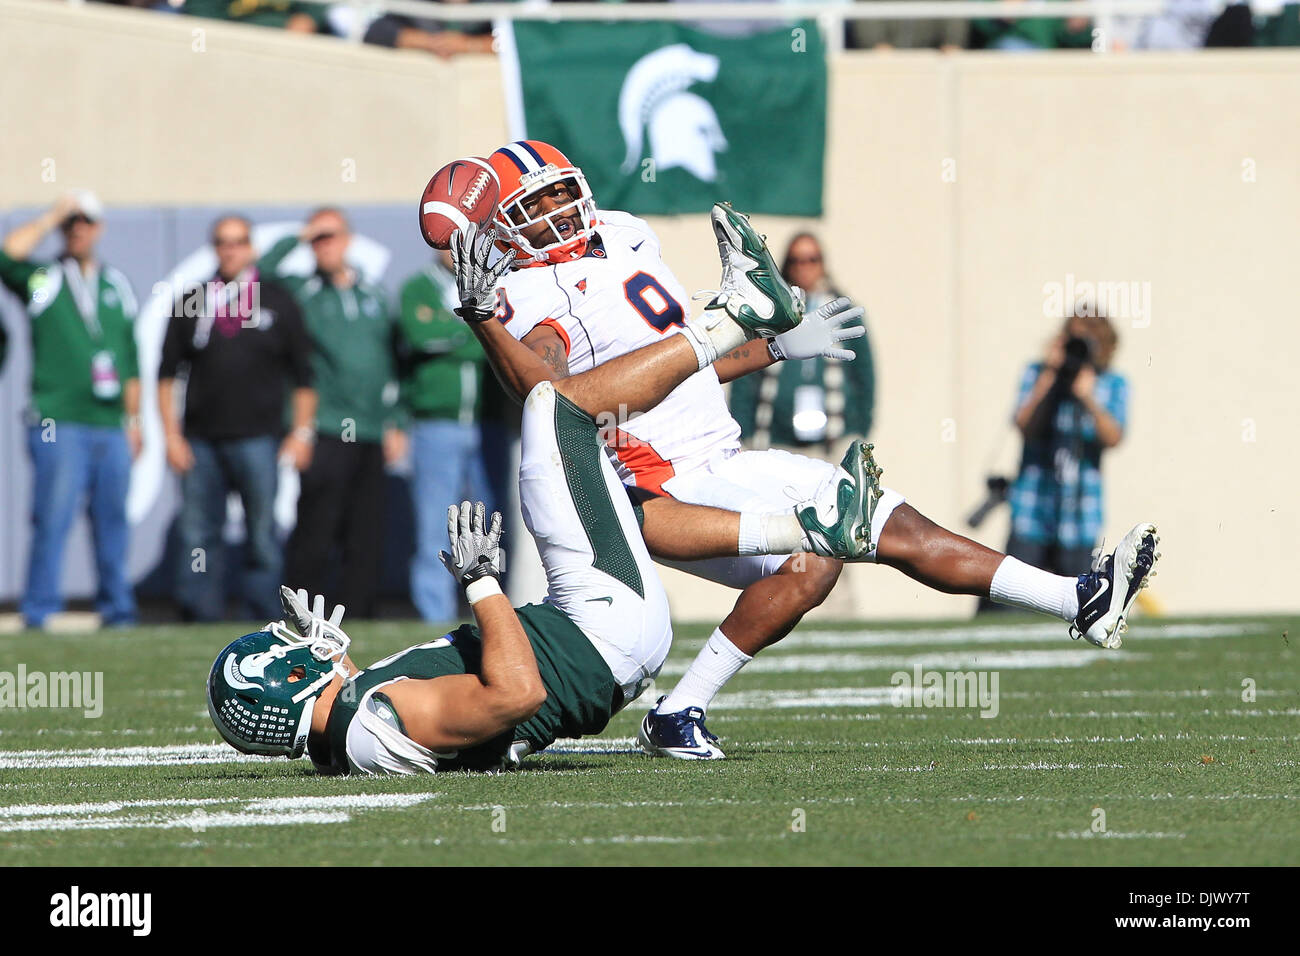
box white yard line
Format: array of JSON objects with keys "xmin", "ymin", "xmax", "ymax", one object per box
[
  {"xmin": 0, "ymin": 792, "xmax": 439, "ymax": 834},
  {"xmin": 659, "ymin": 649, "xmax": 1140, "ymax": 677},
  {"xmin": 0, "ymin": 743, "xmax": 271, "ymax": 770},
  {"xmin": 1050, "ymin": 831, "xmax": 1186, "ymax": 840},
  {"xmin": 677, "ymin": 622, "xmax": 1252, "ymax": 652}
]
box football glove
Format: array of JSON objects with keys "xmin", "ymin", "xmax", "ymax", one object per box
[
  {"xmin": 277, "ymin": 585, "xmax": 351, "ymax": 662},
  {"xmin": 450, "ymin": 222, "xmax": 512, "ymax": 323},
  {"xmin": 768, "ymin": 296, "xmax": 865, "ymax": 363},
  {"xmin": 279, "ymin": 585, "xmax": 346, "ymax": 637},
  {"xmin": 439, "ymin": 500, "xmax": 507, "ymax": 587}
]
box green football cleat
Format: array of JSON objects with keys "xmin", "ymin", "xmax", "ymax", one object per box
[
  {"xmin": 796, "ymin": 441, "xmax": 885, "ymax": 560},
  {"xmin": 703, "ymin": 202, "xmax": 806, "ymax": 338}
]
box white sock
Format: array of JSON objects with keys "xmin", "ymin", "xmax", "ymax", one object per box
[
  {"xmin": 658, "ymin": 628, "xmax": 753, "ymax": 714},
  {"xmin": 989, "ymin": 556, "xmax": 1079, "ymax": 621},
  {"xmin": 738, "ymin": 511, "xmax": 807, "ymax": 556}
]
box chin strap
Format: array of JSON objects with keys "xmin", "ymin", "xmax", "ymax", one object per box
[{"xmin": 264, "ymin": 618, "xmax": 353, "ymax": 705}]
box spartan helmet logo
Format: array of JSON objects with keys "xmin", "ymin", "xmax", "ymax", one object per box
[{"xmin": 619, "ymin": 44, "xmax": 728, "ymax": 183}]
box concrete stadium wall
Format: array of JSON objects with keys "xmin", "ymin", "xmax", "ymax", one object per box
[{"xmin": 3, "ymin": 0, "xmax": 1298, "ymax": 619}]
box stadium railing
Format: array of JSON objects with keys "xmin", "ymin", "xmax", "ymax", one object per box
[{"xmin": 59, "ymin": 0, "xmax": 1291, "ymax": 51}]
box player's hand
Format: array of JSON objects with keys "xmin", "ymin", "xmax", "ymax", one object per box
[
  {"xmin": 450, "ymin": 222, "xmax": 512, "ymax": 323},
  {"xmin": 439, "ymin": 500, "xmax": 507, "ymax": 586},
  {"xmin": 279, "ymin": 586, "xmax": 346, "ymax": 639},
  {"xmin": 769, "ymin": 296, "xmax": 865, "ymax": 362}
]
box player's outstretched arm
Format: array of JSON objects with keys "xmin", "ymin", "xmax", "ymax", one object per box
[
  {"xmin": 384, "ymin": 502, "xmax": 546, "ymax": 751},
  {"xmin": 468, "ymin": 317, "xmax": 568, "ymax": 403},
  {"xmin": 713, "ymin": 296, "xmax": 866, "ymax": 384},
  {"xmin": 385, "ymin": 595, "xmax": 546, "ymax": 752},
  {"xmin": 450, "ymin": 223, "xmax": 754, "ymax": 419}
]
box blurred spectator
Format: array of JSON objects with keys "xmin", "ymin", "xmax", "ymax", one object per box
[
  {"xmin": 849, "ymin": 0, "xmax": 969, "ymax": 50},
  {"xmin": 179, "ymin": 0, "xmax": 326, "ymax": 32},
  {"xmin": 1256, "ymin": 3, "xmax": 1300, "ymax": 45},
  {"xmin": 260, "ymin": 209, "xmax": 407, "ymax": 618},
  {"xmin": 671, "ymin": 0, "xmax": 788, "ymax": 37},
  {"xmin": 0, "ymin": 193, "xmax": 140, "ymax": 629},
  {"xmin": 1110, "ymin": 0, "xmax": 1219, "ymax": 49},
  {"xmin": 394, "ymin": 252, "xmax": 492, "ymax": 622},
  {"xmin": 363, "ymin": 0, "xmax": 495, "ymax": 57},
  {"xmin": 728, "ymin": 233, "xmax": 874, "ymax": 457},
  {"xmin": 1006, "ymin": 310, "xmax": 1126, "ymax": 577},
  {"xmin": 972, "ymin": 1, "xmax": 1091, "ymax": 50},
  {"xmin": 158, "ymin": 215, "xmax": 316, "ymax": 622}
]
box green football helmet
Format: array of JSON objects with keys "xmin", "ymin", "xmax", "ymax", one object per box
[{"xmin": 207, "ymin": 618, "xmax": 351, "ymax": 759}]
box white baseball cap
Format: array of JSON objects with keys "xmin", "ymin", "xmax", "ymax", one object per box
[{"xmin": 68, "ymin": 189, "xmax": 104, "ymax": 222}]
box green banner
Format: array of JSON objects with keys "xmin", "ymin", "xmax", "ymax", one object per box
[{"xmin": 502, "ymin": 20, "xmax": 827, "ymax": 216}]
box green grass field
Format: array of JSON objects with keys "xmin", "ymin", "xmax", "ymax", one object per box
[{"xmin": 1, "ymin": 614, "xmax": 1296, "ymax": 866}]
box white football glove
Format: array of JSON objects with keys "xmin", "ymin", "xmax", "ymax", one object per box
[
  {"xmin": 769, "ymin": 296, "xmax": 865, "ymax": 362},
  {"xmin": 439, "ymin": 500, "xmax": 507, "ymax": 587},
  {"xmin": 449, "ymin": 222, "xmax": 513, "ymax": 323},
  {"xmin": 278, "ymin": 585, "xmax": 351, "ymax": 660},
  {"xmin": 279, "ymin": 585, "xmax": 345, "ymax": 636}
]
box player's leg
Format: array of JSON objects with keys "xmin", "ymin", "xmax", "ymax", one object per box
[
  {"xmin": 635, "ymin": 493, "xmax": 822, "ymax": 562},
  {"xmin": 872, "ymin": 503, "xmax": 1160, "ymax": 649},
  {"xmin": 516, "ymin": 380, "xmax": 673, "ymax": 704},
  {"xmin": 639, "ymin": 442, "xmax": 901, "ymax": 758}
]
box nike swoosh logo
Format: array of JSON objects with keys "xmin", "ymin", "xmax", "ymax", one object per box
[
  {"xmin": 446, "ymin": 162, "xmax": 462, "ymax": 196},
  {"xmin": 586, "ymin": 596, "xmax": 614, "ymax": 605},
  {"xmin": 1082, "ymin": 577, "xmax": 1110, "ymax": 612},
  {"xmin": 631, "ymin": 241, "xmax": 645, "ymax": 252}
]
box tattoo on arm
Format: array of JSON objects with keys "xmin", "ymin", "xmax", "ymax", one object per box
[{"xmin": 540, "ymin": 342, "xmax": 569, "ymax": 377}]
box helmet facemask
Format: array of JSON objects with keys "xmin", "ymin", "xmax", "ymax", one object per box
[
  {"xmin": 495, "ymin": 165, "xmax": 597, "ymax": 266},
  {"xmin": 207, "ymin": 620, "xmax": 352, "ymax": 759}
]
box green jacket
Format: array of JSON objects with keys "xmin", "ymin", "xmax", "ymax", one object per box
[
  {"xmin": 260, "ymin": 235, "xmax": 405, "ymax": 444},
  {"xmin": 1256, "ymin": 4, "xmax": 1300, "ymax": 45},
  {"xmin": 728, "ymin": 292, "xmax": 875, "ymax": 451},
  {"xmin": 181, "ymin": 0, "xmax": 329, "ymax": 30},
  {"xmin": 0, "ymin": 249, "xmax": 139, "ymax": 427},
  {"xmin": 973, "ymin": 0, "xmax": 1093, "ymax": 49},
  {"xmin": 395, "ymin": 263, "xmax": 487, "ymax": 423}
]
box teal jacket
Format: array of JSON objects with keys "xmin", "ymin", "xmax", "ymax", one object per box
[{"xmin": 260, "ymin": 235, "xmax": 405, "ymax": 443}]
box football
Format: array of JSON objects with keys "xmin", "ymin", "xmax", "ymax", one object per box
[{"xmin": 418, "ymin": 157, "xmax": 500, "ymax": 250}]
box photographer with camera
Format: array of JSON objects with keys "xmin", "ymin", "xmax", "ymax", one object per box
[{"xmin": 1002, "ymin": 309, "xmax": 1127, "ymax": 580}]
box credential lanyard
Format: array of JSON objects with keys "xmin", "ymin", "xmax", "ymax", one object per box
[{"xmin": 62, "ymin": 258, "xmax": 102, "ymax": 339}]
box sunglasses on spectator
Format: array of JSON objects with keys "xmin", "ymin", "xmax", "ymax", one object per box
[
  {"xmin": 788, "ymin": 255, "xmax": 822, "ymax": 265},
  {"xmin": 63, "ymin": 214, "xmax": 96, "ymax": 227},
  {"xmin": 214, "ymin": 236, "xmax": 251, "ymax": 248},
  {"xmin": 310, "ymin": 232, "xmax": 340, "ymax": 244}
]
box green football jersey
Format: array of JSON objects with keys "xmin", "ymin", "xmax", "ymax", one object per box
[{"xmin": 317, "ymin": 602, "xmax": 621, "ymax": 773}]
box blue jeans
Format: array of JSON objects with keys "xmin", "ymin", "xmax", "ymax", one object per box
[
  {"xmin": 410, "ymin": 419, "xmax": 490, "ymax": 623},
  {"xmin": 176, "ymin": 435, "xmax": 281, "ymax": 622},
  {"xmin": 23, "ymin": 423, "xmax": 135, "ymax": 627}
]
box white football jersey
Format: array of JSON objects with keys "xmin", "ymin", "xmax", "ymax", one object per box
[{"xmin": 496, "ymin": 210, "xmax": 740, "ymax": 493}]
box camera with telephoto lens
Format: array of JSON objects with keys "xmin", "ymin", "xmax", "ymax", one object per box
[{"xmin": 1055, "ymin": 335, "xmax": 1097, "ymax": 390}]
